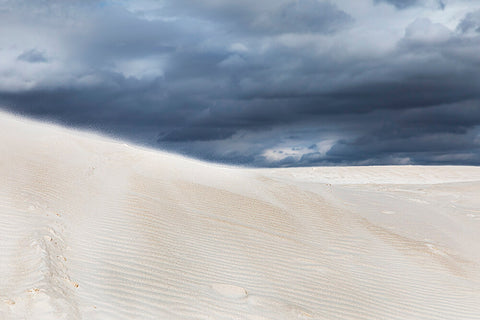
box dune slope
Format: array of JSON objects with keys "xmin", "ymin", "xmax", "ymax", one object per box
[{"xmin": 1, "ymin": 112, "xmax": 480, "ymax": 320}]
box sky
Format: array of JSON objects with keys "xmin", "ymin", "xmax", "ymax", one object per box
[{"xmin": 1, "ymin": 0, "xmax": 480, "ymax": 167}]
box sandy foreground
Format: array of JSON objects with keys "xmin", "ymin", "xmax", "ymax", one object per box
[{"xmin": 1, "ymin": 112, "xmax": 480, "ymax": 320}]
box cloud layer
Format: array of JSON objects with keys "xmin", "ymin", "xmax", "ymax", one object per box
[{"xmin": 1, "ymin": 0, "xmax": 479, "ymax": 166}]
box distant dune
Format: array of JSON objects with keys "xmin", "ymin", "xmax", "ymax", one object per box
[{"xmin": 1, "ymin": 111, "xmax": 480, "ymax": 320}]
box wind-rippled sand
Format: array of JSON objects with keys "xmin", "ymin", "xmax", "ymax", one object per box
[{"xmin": 1, "ymin": 112, "xmax": 480, "ymax": 320}]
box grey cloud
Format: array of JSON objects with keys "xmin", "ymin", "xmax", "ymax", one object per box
[
  {"xmin": 457, "ymin": 9, "xmax": 480, "ymax": 33},
  {"xmin": 374, "ymin": 0, "xmax": 446, "ymax": 10},
  {"xmin": 259, "ymin": 0, "xmax": 353, "ymax": 34},
  {"xmin": 375, "ymin": 0, "xmax": 420, "ymax": 9},
  {"xmin": 163, "ymin": 0, "xmax": 352, "ymax": 35},
  {"xmin": 17, "ymin": 49, "xmax": 48, "ymax": 63}
]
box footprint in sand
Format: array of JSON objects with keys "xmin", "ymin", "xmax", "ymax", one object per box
[{"xmin": 211, "ymin": 283, "xmax": 248, "ymax": 299}]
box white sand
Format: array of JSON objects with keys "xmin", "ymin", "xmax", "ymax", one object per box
[{"xmin": 1, "ymin": 111, "xmax": 480, "ymax": 320}]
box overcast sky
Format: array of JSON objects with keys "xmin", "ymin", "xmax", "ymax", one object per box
[{"xmin": 1, "ymin": 0, "xmax": 480, "ymax": 166}]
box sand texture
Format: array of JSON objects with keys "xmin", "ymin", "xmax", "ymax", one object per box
[{"xmin": 1, "ymin": 112, "xmax": 480, "ymax": 320}]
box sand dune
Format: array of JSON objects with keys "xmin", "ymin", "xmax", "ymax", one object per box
[{"xmin": 1, "ymin": 111, "xmax": 480, "ymax": 320}]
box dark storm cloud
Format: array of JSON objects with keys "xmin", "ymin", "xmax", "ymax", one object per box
[
  {"xmin": 1, "ymin": 0, "xmax": 480, "ymax": 166},
  {"xmin": 327, "ymin": 130, "xmax": 479, "ymax": 165},
  {"xmin": 160, "ymin": 127, "xmax": 238, "ymax": 142}
]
